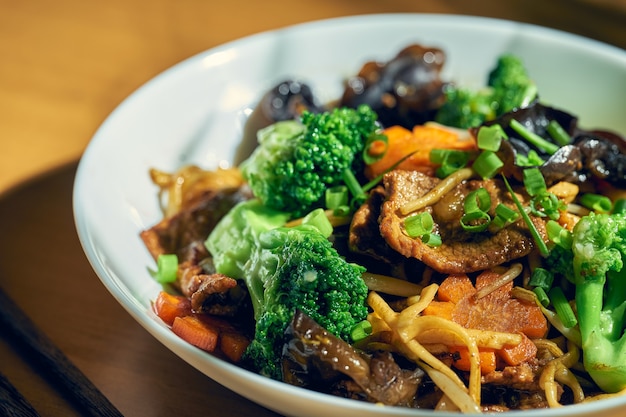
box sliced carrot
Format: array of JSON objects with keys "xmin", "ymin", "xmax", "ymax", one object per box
[
  {"xmin": 172, "ymin": 315, "xmax": 219, "ymax": 352},
  {"xmin": 425, "ymin": 269, "xmax": 548, "ymax": 374},
  {"xmin": 153, "ymin": 291, "xmax": 192, "ymax": 326},
  {"xmin": 498, "ymin": 333, "xmax": 537, "ymax": 366},
  {"xmin": 365, "ymin": 124, "xmax": 477, "ymax": 180},
  {"xmin": 436, "ymin": 274, "xmax": 476, "ymax": 303},
  {"xmin": 451, "ymin": 346, "xmax": 497, "ymax": 374},
  {"xmin": 219, "ymin": 331, "xmax": 251, "ymax": 363},
  {"xmin": 422, "ymin": 300, "xmax": 455, "ymax": 320}
]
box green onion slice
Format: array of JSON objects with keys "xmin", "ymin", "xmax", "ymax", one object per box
[
  {"xmin": 546, "ymin": 220, "xmax": 573, "ymax": 250},
  {"xmin": 405, "ymin": 212, "xmax": 434, "ymax": 238},
  {"xmin": 546, "ymin": 120, "xmax": 572, "ymax": 147},
  {"xmin": 421, "ymin": 233, "xmax": 442, "ymax": 247},
  {"xmin": 509, "ymin": 119, "xmax": 559, "ymax": 155},
  {"xmin": 363, "ymin": 132, "xmax": 389, "ymax": 164},
  {"xmin": 529, "ymin": 267, "xmax": 554, "ymax": 290},
  {"xmin": 473, "ymin": 150, "xmax": 504, "ymax": 179},
  {"xmin": 460, "ymin": 210, "xmax": 491, "ymax": 233},
  {"xmin": 464, "ymin": 188, "xmax": 491, "ymax": 213},
  {"xmin": 325, "ymin": 185, "xmax": 349, "ymax": 210},
  {"xmin": 523, "ymin": 168, "xmax": 547, "ymax": 197},
  {"xmin": 502, "ymin": 174, "xmax": 549, "ymax": 257},
  {"xmin": 156, "ymin": 254, "xmax": 178, "ymax": 284},
  {"xmin": 579, "ymin": 193, "xmax": 613, "ymax": 213},
  {"xmin": 491, "ymin": 203, "xmax": 520, "ymax": 229},
  {"xmin": 549, "ymin": 286, "xmax": 578, "ymax": 328},
  {"xmin": 302, "ymin": 208, "xmax": 334, "ymax": 238},
  {"xmin": 350, "ymin": 320, "xmax": 373, "ymax": 342},
  {"xmin": 477, "ymin": 124, "xmax": 507, "ymax": 151}
]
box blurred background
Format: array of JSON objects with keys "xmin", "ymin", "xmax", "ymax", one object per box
[{"xmin": 0, "ymin": 0, "xmax": 624, "ymax": 194}]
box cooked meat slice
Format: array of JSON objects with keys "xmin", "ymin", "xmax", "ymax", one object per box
[
  {"xmin": 349, "ymin": 187, "xmax": 406, "ymax": 264},
  {"xmin": 140, "ymin": 185, "xmax": 252, "ymax": 262},
  {"xmin": 379, "ymin": 170, "xmax": 546, "ymax": 274},
  {"xmin": 282, "ymin": 310, "xmax": 422, "ymax": 406}
]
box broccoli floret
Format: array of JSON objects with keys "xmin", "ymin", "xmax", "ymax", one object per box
[
  {"xmin": 205, "ymin": 200, "xmax": 369, "ymax": 380},
  {"xmin": 435, "ymin": 86, "xmax": 496, "ymax": 129},
  {"xmin": 240, "ymin": 105, "xmax": 379, "ymax": 217},
  {"xmin": 487, "ymin": 54, "xmax": 538, "ymax": 115},
  {"xmin": 435, "ymin": 54, "xmax": 537, "ymax": 128},
  {"xmin": 547, "ymin": 212, "xmax": 626, "ymax": 393}
]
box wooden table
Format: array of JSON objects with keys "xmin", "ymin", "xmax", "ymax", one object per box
[{"xmin": 0, "ymin": 1, "xmax": 624, "ymax": 416}]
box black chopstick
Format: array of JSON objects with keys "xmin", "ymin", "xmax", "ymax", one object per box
[
  {"xmin": 0, "ymin": 286, "xmax": 124, "ymax": 417},
  {"xmin": 0, "ymin": 372, "xmax": 40, "ymax": 417}
]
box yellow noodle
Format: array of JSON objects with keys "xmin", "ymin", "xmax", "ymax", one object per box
[
  {"xmin": 474, "ymin": 263, "xmax": 523, "ymax": 299},
  {"xmin": 417, "ymin": 327, "xmax": 522, "ymax": 350},
  {"xmin": 419, "ymin": 361, "xmax": 482, "ymax": 414},
  {"xmin": 400, "ymin": 167, "xmax": 474, "ymax": 215},
  {"xmin": 361, "ymin": 272, "xmax": 424, "ymax": 297},
  {"xmin": 367, "ymin": 291, "xmax": 482, "ymax": 410}
]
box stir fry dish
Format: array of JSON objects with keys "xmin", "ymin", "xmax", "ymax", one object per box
[{"xmin": 140, "ymin": 44, "xmax": 626, "ymax": 412}]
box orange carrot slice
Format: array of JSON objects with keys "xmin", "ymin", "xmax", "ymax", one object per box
[
  {"xmin": 153, "ymin": 291, "xmax": 192, "ymax": 326},
  {"xmin": 172, "ymin": 315, "xmax": 219, "ymax": 352},
  {"xmin": 498, "ymin": 333, "xmax": 537, "ymax": 366},
  {"xmin": 451, "ymin": 346, "xmax": 497, "ymax": 374},
  {"xmin": 365, "ymin": 124, "xmax": 477, "ymax": 180},
  {"xmin": 437, "ymin": 274, "xmax": 476, "ymax": 303}
]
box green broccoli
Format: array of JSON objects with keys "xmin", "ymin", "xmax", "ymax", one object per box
[
  {"xmin": 434, "ymin": 86, "xmax": 496, "ymax": 129},
  {"xmin": 240, "ymin": 105, "xmax": 379, "ymax": 217},
  {"xmin": 435, "ymin": 54, "xmax": 537, "ymax": 128},
  {"xmin": 487, "ymin": 54, "xmax": 538, "ymax": 115},
  {"xmin": 546, "ymin": 212, "xmax": 626, "ymax": 393},
  {"xmin": 205, "ymin": 199, "xmax": 369, "ymax": 380}
]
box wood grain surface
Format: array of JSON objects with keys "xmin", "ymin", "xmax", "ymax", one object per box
[{"xmin": 0, "ymin": 1, "xmax": 624, "ymax": 416}]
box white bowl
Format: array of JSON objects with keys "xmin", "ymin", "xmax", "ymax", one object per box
[{"xmin": 73, "ymin": 13, "xmax": 626, "ymax": 417}]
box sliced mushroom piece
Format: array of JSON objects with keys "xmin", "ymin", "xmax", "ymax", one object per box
[{"xmin": 282, "ymin": 310, "xmax": 422, "ymax": 406}]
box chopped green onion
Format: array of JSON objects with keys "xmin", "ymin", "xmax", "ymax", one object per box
[
  {"xmin": 533, "ymin": 286, "xmax": 551, "ymax": 307},
  {"xmin": 325, "ymin": 185, "xmax": 349, "ymax": 210},
  {"xmin": 333, "ymin": 205, "xmax": 351, "ymax": 217},
  {"xmin": 530, "ymin": 191, "xmax": 562, "ymax": 220},
  {"xmin": 579, "ymin": 193, "xmax": 612, "ymax": 213},
  {"xmin": 502, "ymin": 174, "xmax": 549, "ymax": 257},
  {"xmin": 464, "ymin": 188, "xmax": 491, "ymax": 213},
  {"xmin": 404, "ymin": 212, "xmax": 434, "ymax": 238},
  {"xmin": 477, "ymin": 124, "xmax": 507, "ymax": 151},
  {"xmin": 516, "ymin": 149, "xmax": 545, "ymax": 167},
  {"xmin": 509, "ymin": 119, "xmax": 559, "ymax": 155},
  {"xmin": 529, "ymin": 267, "xmax": 554, "ymax": 290},
  {"xmin": 156, "ymin": 254, "xmax": 178, "ymax": 284},
  {"xmin": 546, "ymin": 220, "xmax": 573, "ymax": 249},
  {"xmin": 361, "ymin": 151, "xmax": 417, "ymax": 193},
  {"xmin": 342, "ymin": 168, "xmax": 367, "ymax": 208},
  {"xmin": 473, "ymin": 150, "xmax": 504, "ymax": 179},
  {"xmin": 491, "ymin": 203, "xmax": 520, "ymax": 228},
  {"xmin": 546, "ymin": 120, "xmax": 572, "ymax": 147},
  {"xmin": 350, "ymin": 320, "xmax": 373, "ymax": 342},
  {"xmin": 431, "ymin": 149, "xmax": 471, "ymax": 178},
  {"xmin": 421, "ymin": 233, "xmax": 442, "ymax": 247},
  {"xmin": 302, "ymin": 208, "xmax": 334, "ymax": 238},
  {"xmin": 613, "ymin": 198, "xmax": 626, "ymax": 214},
  {"xmin": 363, "ymin": 132, "xmax": 388, "ymax": 164},
  {"xmin": 460, "ymin": 210, "xmax": 491, "ymax": 233},
  {"xmin": 549, "ymin": 286, "xmax": 578, "ymax": 328},
  {"xmin": 523, "ymin": 168, "xmax": 547, "ymax": 197}
]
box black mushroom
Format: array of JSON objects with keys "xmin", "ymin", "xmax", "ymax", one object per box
[
  {"xmin": 282, "ymin": 310, "xmax": 423, "ymax": 407},
  {"xmin": 339, "ymin": 44, "xmax": 448, "ymax": 129},
  {"xmin": 236, "ymin": 80, "xmax": 324, "ymax": 164},
  {"xmin": 478, "ymin": 101, "xmax": 626, "ymax": 189}
]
